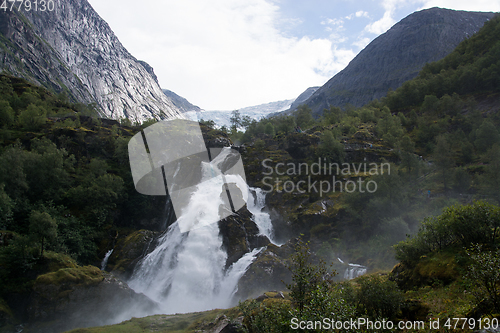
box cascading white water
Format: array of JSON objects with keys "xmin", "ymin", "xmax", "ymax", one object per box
[
  {"xmin": 247, "ymin": 187, "xmax": 279, "ymax": 245},
  {"xmin": 128, "ymin": 148, "xmax": 271, "ymax": 314},
  {"xmin": 101, "ymin": 249, "xmax": 113, "ymax": 271},
  {"xmin": 344, "ymin": 263, "xmax": 367, "ymax": 280}
]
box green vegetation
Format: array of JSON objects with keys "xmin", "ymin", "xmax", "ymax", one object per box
[
  {"xmin": 0, "ymin": 11, "xmax": 499, "ymax": 333},
  {"xmin": 0, "ymin": 74, "xmax": 177, "ymax": 327}
]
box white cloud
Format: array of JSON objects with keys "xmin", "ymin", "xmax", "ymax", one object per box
[
  {"xmin": 364, "ymin": 0, "xmax": 407, "ymax": 35},
  {"xmin": 87, "ymin": 0, "xmax": 350, "ymax": 110},
  {"xmin": 365, "ymin": 10, "xmax": 396, "ymax": 34},
  {"xmin": 352, "ymin": 37, "xmax": 371, "ymax": 49},
  {"xmin": 355, "ymin": 11, "xmax": 370, "ymax": 18}
]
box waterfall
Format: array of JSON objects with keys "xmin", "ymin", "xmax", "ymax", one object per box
[
  {"xmin": 101, "ymin": 249, "xmax": 113, "ymax": 271},
  {"xmin": 247, "ymin": 187, "xmax": 279, "ymax": 245},
  {"xmin": 128, "ymin": 148, "xmax": 271, "ymax": 314},
  {"xmin": 344, "ymin": 263, "xmax": 367, "ymax": 280}
]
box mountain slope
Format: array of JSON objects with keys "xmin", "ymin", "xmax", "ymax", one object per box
[
  {"xmin": 163, "ymin": 89, "xmax": 201, "ymax": 113},
  {"xmin": 0, "ymin": 1, "xmax": 182, "ymax": 121},
  {"xmin": 299, "ymin": 7, "xmax": 495, "ymax": 116}
]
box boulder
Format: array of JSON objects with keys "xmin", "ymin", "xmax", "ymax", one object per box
[
  {"xmin": 218, "ymin": 206, "xmax": 269, "ymax": 270},
  {"xmin": 234, "ymin": 243, "xmax": 294, "ymax": 301},
  {"xmin": 106, "ymin": 230, "xmax": 159, "ymax": 280},
  {"xmin": 27, "ymin": 266, "xmax": 157, "ymax": 333}
]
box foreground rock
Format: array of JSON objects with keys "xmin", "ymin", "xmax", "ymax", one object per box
[{"xmin": 27, "ymin": 266, "xmax": 157, "ymax": 333}]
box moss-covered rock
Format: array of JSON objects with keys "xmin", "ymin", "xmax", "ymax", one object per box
[
  {"xmin": 106, "ymin": 229, "xmax": 159, "ymax": 280},
  {"xmin": 27, "ymin": 266, "xmax": 157, "ymax": 333},
  {"xmin": 390, "ymin": 249, "xmax": 461, "ymax": 290},
  {"xmin": 0, "ymin": 297, "xmax": 16, "ymax": 331},
  {"xmin": 235, "ymin": 242, "xmax": 294, "ymax": 301}
]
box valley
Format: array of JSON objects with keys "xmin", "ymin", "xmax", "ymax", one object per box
[{"xmin": 0, "ymin": 2, "xmax": 499, "ymax": 333}]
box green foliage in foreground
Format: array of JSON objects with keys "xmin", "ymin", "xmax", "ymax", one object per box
[
  {"xmin": 394, "ymin": 201, "xmax": 500, "ymax": 265},
  {"xmin": 0, "ymin": 75, "xmax": 171, "ymax": 308},
  {"xmin": 239, "ymin": 240, "xmax": 403, "ymax": 333}
]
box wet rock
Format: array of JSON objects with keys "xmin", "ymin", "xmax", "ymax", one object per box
[
  {"xmin": 195, "ymin": 314, "xmax": 245, "ymax": 333},
  {"xmin": 235, "ymin": 242, "xmax": 295, "ymax": 301},
  {"xmin": 106, "ymin": 229, "xmax": 159, "ymax": 280},
  {"xmin": 218, "ymin": 206, "xmax": 269, "ymax": 269}
]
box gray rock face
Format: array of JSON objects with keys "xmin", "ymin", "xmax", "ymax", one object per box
[
  {"xmin": 0, "ymin": 1, "xmax": 183, "ymax": 121},
  {"xmin": 300, "ymin": 7, "xmax": 495, "ymax": 116},
  {"xmin": 163, "ymin": 89, "xmax": 202, "ymax": 112},
  {"xmin": 288, "ymin": 86, "xmax": 319, "ymax": 111}
]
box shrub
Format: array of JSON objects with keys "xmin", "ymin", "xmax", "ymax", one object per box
[
  {"xmin": 18, "ymin": 104, "xmax": 47, "ymax": 131},
  {"xmin": 465, "ymin": 245, "xmax": 500, "ymax": 314},
  {"xmin": 355, "ymin": 275, "xmax": 403, "ymax": 320},
  {"xmin": 394, "ymin": 201, "xmax": 500, "ymax": 264}
]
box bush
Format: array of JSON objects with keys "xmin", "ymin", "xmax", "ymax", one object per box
[
  {"xmin": 465, "ymin": 245, "xmax": 500, "ymax": 314},
  {"xmin": 394, "ymin": 201, "xmax": 500, "ymax": 264},
  {"xmin": 240, "ymin": 299, "xmax": 291, "ymax": 333},
  {"xmin": 18, "ymin": 104, "xmax": 47, "ymax": 131},
  {"xmin": 355, "ymin": 275, "xmax": 403, "ymax": 320}
]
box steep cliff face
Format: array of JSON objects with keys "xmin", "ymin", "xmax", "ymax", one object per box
[
  {"xmin": 299, "ymin": 7, "xmax": 495, "ymax": 116},
  {"xmin": 163, "ymin": 89, "xmax": 202, "ymax": 113},
  {"xmin": 0, "ymin": 1, "xmax": 182, "ymax": 121}
]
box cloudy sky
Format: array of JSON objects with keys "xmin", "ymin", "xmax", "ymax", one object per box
[{"xmin": 87, "ymin": 0, "xmax": 499, "ymax": 111}]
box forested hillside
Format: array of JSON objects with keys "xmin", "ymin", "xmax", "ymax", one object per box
[{"xmin": 0, "ymin": 10, "xmax": 499, "ymax": 333}]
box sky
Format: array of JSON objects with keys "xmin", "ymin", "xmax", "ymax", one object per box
[{"xmin": 86, "ymin": 0, "xmax": 500, "ymax": 111}]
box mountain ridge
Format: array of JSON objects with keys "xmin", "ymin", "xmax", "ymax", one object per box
[
  {"xmin": 0, "ymin": 1, "xmax": 183, "ymax": 121},
  {"xmin": 293, "ymin": 7, "xmax": 496, "ymax": 116}
]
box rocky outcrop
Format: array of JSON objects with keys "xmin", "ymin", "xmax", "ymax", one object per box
[
  {"xmin": 0, "ymin": 2, "xmax": 183, "ymax": 120},
  {"xmin": 218, "ymin": 206, "xmax": 269, "ymax": 269},
  {"xmin": 297, "ymin": 7, "xmax": 496, "ymax": 115},
  {"xmin": 163, "ymin": 89, "xmax": 202, "ymax": 113},
  {"xmin": 27, "ymin": 266, "xmax": 157, "ymax": 333},
  {"xmin": 288, "ymin": 86, "xmax": 319, "ymax": 111},
  {"xmin": 235, "ymin": 243, "xmax": 294, "ymax": 301},
  {"xmin": 106, "ymin": 230, "xmax": 159, "ymax": 280}
]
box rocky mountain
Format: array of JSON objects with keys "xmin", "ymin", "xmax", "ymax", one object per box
[
  {"xmin": 296, "ymin": 7, "xmax": 495, "ymax": 116},
  {"xmin": 163, "ymin": 89, "xmax": 201, "ymax": 113},
  {"xmin": 0, "ymin": 1, "xmax": 182, "ymax": 121},
  {"xmin": 288, "ymin": 86, "xmax": 319, "ymax": 111}
]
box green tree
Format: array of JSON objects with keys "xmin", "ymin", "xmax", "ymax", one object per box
[
  {"xmin": 18, "ymin": 104, "xmax": 47, "ymax": 131},
  {"xmin": 452, "ymin": 167, "xmax": 471, "ymax": 193},
  {"xmin": 0, "ymin": 184, "xmax": 13, "ymax": 229},
  {"xmin": 230, "ymin": 110, "xmax": 242, "ymax": 133},
  {"xmin": 199, "ymin": 118, "xmax": 216, "ymax": 129},
  {"xmin": 399, "ymin": 135, "xmax": 418, "ymax": 174},
  {"xmin": 465, "ymin": 245, "xmax": 500, "ymax": 314},
  {"xmin": 323, "ymin": 106, "xmax": 342, "ymax": 124},
  {"xmin": 317, "ymin": 130, "xmax": 345, "ymax": 164},
  {"xmin": 355, "ymin": 275, "xmax": 403, "ymax": 320},
  {"xmin": 474, "ymin": 120, "xmax": 500, "ymax": 153},
  {"xmin": 480, "ymin": 144, "xmax": 500, "ymax": 202},
  {"xmin": 285, "ymin": 239, "xmax": 334, "ymax": 315},
  {"xmin": 264, "ymin": 122, "xmax": 275, "ymax": 136},
  {"xmin": 275, "ymin": 116, "xmax": 296, "ymax": 135},
  {"xmin": 0, "ymin": 100, "xmax": 15, "ymax": 126},
  {"xmin": 295, "ymin": 105, "xmax": 314, "ymax": 129},
  {"xmin": 433, "ymin": 135, "xmax": 454, "ymax": 190},
  {"xmin": 29, "ymin": 210, "xmax": 57, "ymax": 256}
]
